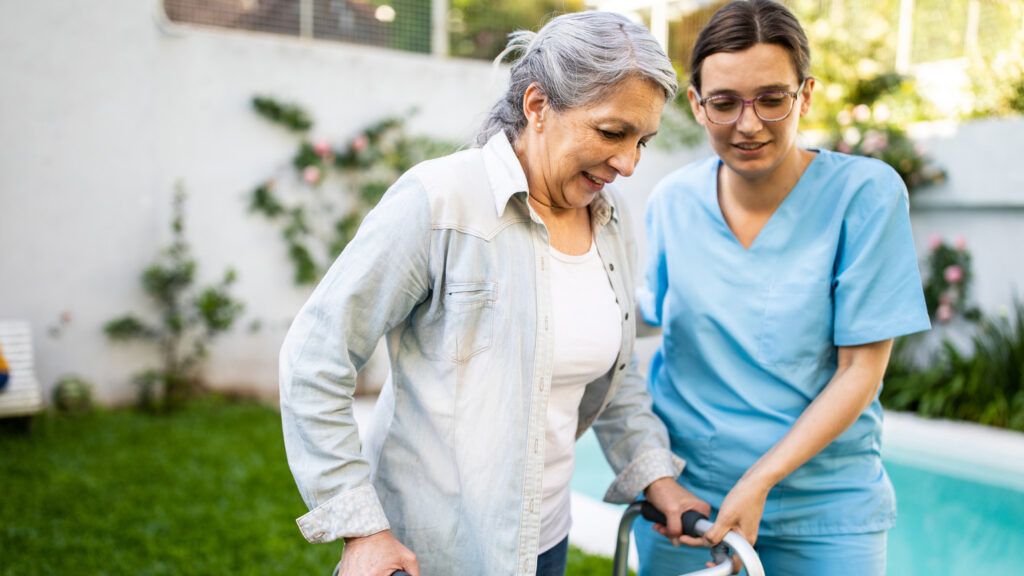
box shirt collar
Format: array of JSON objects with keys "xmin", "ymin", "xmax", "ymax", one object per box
[
  {"xmin": 480, "ymin": 130, "xmax": 620, "ymax": 225},
  {"xmin": 481, "ymin": 131, "xmax": 529, "ymax": 217}
]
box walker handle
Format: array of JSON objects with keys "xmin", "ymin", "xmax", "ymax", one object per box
[
  {"xmin": 632, "ymin": 501, "xmax": 766, "ymax": 576},
  {"xmin": 640, "ymin": 501, "xmax": 706, "ymax": 538}
]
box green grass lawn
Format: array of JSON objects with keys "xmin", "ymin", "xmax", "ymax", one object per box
[{"xmin": 0, "ymin": 398, "xmax": 619, "ymax": 575}]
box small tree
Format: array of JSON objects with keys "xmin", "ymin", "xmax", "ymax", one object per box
[{"xmin": 105, "ymin": 186, "xmax": 244, "ymax": 410}]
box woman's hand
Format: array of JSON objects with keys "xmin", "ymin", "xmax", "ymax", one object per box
[
  {"xmin": 643, "ymin": 477, "xmax": 713, "ymax": 547},
  {"xmin": 338, "ymin": 530, "xmax": 419, "ymax": 576},
  {"xmin": 702, "ymin": 475, "xmax": 770, "ymax": 548}
]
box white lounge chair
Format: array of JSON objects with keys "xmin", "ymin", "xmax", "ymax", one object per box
[{"xmin": 0, "ymin": 320, "xmax": 43, "ymax": 423}]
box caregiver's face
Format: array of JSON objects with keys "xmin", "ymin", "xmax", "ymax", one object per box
[{"xmin": 688, "ymin": 43, "xmax": 813, "ymax": 182}]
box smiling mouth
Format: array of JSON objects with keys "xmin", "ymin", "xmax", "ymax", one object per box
[
  {"xmin": 734, "ymin": 142, "xmax": 769, "ymax": 151},
  {"xmin": 583, "ymin": 172, "xmax": 607, "ymax": 186}
]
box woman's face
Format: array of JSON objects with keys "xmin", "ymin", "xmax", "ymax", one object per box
[
  {"xmin": 688, "ymin": 43, "xmax": 813, "ymax": 182},
  {"xmin": 522, "ymin": 76, "xmax": 666, "ymax": 209}
]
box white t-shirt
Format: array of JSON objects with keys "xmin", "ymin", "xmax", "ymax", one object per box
[{"xmin": 539, "ymin": 241, "xmax": 623, "ymax": 553}]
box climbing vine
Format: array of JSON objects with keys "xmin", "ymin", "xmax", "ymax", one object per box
[{"xmin": 248, "ymin": 96, "xmax": 454, "ymax": 284}]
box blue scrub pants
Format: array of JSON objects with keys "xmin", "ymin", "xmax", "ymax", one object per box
[{"xmin": 634, "ymin": 518, "xmax": 887, "ymax": 576}]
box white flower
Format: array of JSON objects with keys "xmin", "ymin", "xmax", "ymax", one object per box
[
  {"xmin": 843, "ymin": 127, "xmax": 862, "ymax": 145},
  {"xmin": 873, "ymin": 103, "xmax": 892, "ymax": 123}
]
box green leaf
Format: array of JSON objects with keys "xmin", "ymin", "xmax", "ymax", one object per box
[{"xmin": 104, "ymin": 316, "xmax": 159, "ymax": 341}]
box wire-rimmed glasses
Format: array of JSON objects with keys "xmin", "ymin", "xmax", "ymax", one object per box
[{"xmin": 697, "ymin": 79, "xmax": 808, "ymax": 125}]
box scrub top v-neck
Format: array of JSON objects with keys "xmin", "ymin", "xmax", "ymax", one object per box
[{"xmin": 639, "ymin": 149, "xmax": 930, "ymax": 537}]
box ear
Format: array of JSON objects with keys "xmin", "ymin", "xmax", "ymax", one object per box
[
  {"xmin": 686, "ymin": 85, "xmax": 706, "ymax": 127},
  {"xmin": 799, "ymin": 77, "xmax": 815, "ymax": 116},
  {"xmin": 522, "ymin": 83, "xmax": 549, "ymax": 129}
]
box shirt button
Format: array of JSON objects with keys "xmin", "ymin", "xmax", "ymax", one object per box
[
  {"xmin": 619, "ymin": 363, "xmax": 626, "ymax": 371},
  {"xmin": 624, "ymin": 312, "xmax": 630, "ymax": 321},
  {"xmin": 608, "ymin": 263, "xmax": 615, "ymax": 271}
]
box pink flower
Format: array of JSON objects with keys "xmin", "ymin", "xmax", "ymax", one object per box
[
  {"xmin": 939, "ymin": 291, "xmax": 954, "ymax": 305},
  {"xmin": 853, "ymin": 104, "xmax": 871, "ymax": 123},
  {"xmin": 954, "ymin": 235, "xmax": 967, "ymax": 251},
  {"xmin": 936, "ymin": 303, "xmax": 954, "ymax": 323},
  {"xmin": 313, "ymin": 139, "xmax": 331, "ymax": 158},
  {"xmin": 302, "ymin": 165, "xmax": 322, "ymax": 185},
  {"xmin": 352, "ymin": 134, "xmax": 369, "ymax": 152},
  {"xmin": 944, "ymin": 265, "xmax": 963, "ymax": 284},
  {"xmin": 836, "ymin": 140, "xmax": 852, "ymax": 154},
  {"xmin": 861, "ymin": 130, "xmax": 888, "ymax": 155},
  {"xmin": 928, "ymin": 234, "xmax": 943, "ymax": 250}
]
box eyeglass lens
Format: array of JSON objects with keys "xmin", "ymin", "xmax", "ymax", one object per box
[{"xmin": 705, "ymin": 93, "xmax": 796, "ymax": 124}]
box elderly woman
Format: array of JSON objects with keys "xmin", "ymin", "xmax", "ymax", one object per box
[
  {"xmin": 634, "ymin": 1, "xmax": 930, "ymax": 574},
  {"xmin": 280, "ymin": 11, "xmax": 706, "ymax": 576}
]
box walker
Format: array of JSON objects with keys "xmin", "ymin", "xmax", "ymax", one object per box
[
  {"xmin": 386, "ymin": 501, "xmax": 765, "ymax": 576},
  {"xmin": 612, "ymin": 502, "xmax": 765, "ymax": 576}
]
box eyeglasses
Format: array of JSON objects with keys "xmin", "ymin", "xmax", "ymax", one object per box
[{"xmin": 697, "ymin": 79, "xmax": 807, "ymax": 125}]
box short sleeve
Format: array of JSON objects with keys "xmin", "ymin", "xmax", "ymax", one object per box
[
  {"xmin": 833, "ymin": 167, "xmax": 931, "ymax": 345},
  {"xmin": 637, "ymin": 187, "xmax": 669, "ymax": 328}
]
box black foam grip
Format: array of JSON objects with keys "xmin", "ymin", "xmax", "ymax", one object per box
[
  {"xmin": 639, "ymin": 501, "xmax": 709, "ymax": 538},
  {"xmin": 681, "ymin": 510, "xmax": 707, "ymax": 538}
]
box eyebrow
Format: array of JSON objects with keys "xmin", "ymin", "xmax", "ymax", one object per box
[
  {"xmin": 600, "ymin": 120, "xmax": 659, "ymax": 138},
  {"xmin": 703, "ymin": 83, "xmax": 794, "ymax": 96}
]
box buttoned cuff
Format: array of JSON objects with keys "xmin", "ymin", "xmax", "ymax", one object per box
[
  {"xmin": 296, "ymin": 484, "xmax": 390, "ymax": 543},
  {"xmin": 603, "ymin": 448, "xmax": 685, "ymax": 504}
]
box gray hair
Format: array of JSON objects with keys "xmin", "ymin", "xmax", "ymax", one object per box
[{"xmin": 476, "ymin": 11, "xmax": 678, "ymax": 146}]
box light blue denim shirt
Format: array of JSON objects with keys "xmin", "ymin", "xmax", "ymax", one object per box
[{"xmin": 280, "ymin": 132, "xmax": 683, "ymax": 575}]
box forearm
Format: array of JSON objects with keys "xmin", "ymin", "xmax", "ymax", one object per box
[
  {"xmin": 280, "ymin": 174, "xmax": 431, "ymax": 541},
  {"xmin": 281, "ymin": 329, "xmax": 390, "ymax": 542},
  {"xmin": 592, "ymin": 359, "xmax": 684, "ymax": 502},
  {"xmin": 744, "ymin": 340, "xmax": 892, "ymax": 489}
]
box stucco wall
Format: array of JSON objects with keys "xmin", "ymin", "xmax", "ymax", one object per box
[
  {"xmin": 0, "ymin": 1, "xmax": 511, "ymax": 403},
  {"xmin": 1, "ymin": 1, "xmax": 1020, "ymax": 405}
]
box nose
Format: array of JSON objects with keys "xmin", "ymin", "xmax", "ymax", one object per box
[
  {"xmin": 735, "ymin": 102, "xmax": 763, "ymax": 134},
  {"xmin": 608, "ymin": 144, "xmax": 640, "ymax": 177}
]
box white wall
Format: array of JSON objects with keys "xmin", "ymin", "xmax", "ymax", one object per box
[
  {"xmin": 907, "ymin": 118, "xmax": 1024, "ymax": 315},
  {"xmin": 1, "ymin": 1, "xmax": 1020, "ymax": 405},
  {"xmin": 0, "ymin": 0, "xmax": 509, "ymax": 404}
]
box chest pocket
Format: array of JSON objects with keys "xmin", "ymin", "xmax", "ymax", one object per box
[
  {"xmin": 758, "ymin": 281, "xmax": 833, "ymax": 367},
  {"xmin": 443, "ymin": 281, "xmax": 496, "ymax": 363}
]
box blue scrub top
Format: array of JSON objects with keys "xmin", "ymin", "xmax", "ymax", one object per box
[{"xmin": 639, "ymin": 149, "xmax": 931, "ymax": 536}]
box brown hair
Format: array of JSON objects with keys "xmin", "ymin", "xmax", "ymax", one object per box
[{"xmin": 690, "ymin": 0, "xmax": 810, "ymax": 92}]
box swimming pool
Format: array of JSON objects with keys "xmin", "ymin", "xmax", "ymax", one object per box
[{"xmin": 571, "ymin": 418, "xmax": 1024, "ymax": 575}]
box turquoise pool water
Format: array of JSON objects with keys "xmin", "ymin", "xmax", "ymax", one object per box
[{"xmin": 571, "ymin": 430, "xmax": 1024, "ymax": 575}]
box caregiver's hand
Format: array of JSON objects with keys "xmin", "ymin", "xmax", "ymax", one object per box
[{"xmin": 702, "ymin": 474, "xmax": 770, "ymax": 549}]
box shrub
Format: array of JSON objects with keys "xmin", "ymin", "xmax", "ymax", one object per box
[
  {"xmin": 921, "ymin": 234, "xmax": 980, "ymax": 324},
  {"xmin": 51, "ymin": 375, "xmax": 94, "ymax": 414},
  {"xmin": 105, "ymin": 187, "xmax": 244, "ymax": 410},
  {"xmin": 883, "ymin": 301, "xmax": 1024, "ymax": 431}
]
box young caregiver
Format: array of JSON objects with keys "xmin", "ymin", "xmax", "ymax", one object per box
[{"xmin": 633, "ymin": 1, "xmax": 931, "ymax": 574}]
